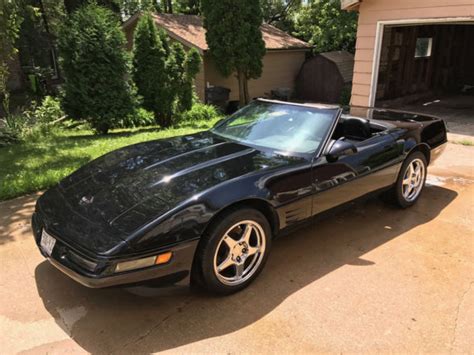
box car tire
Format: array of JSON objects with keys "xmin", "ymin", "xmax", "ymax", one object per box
[
  {"xmin": 390, "ymin": 151, "xmax": 428, "ymax": 208},
  {"xmin": 192, "ymin": 208, "xmax": 272, "ymax": 295}
]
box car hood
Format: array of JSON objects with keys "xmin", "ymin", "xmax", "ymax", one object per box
[{"xmin": 37, "ymin": 131, "xmax": 297, "ymax": 253}]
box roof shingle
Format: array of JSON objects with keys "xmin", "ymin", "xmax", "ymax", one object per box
[
  {"xmin": 320, "ymin": 51, "xmax": 354, "ymax": 83},
  {"xmin": 148, "ymin": 13, "xmax": 310, "ymax": 51}
]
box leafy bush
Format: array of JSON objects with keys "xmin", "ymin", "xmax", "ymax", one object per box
[
  {"xmin": 59, "ymin": 4, "xmax": 135, "ymax": 134},
  {"xmin": 339, "ymin": 85, "xmax": 352, "ymax": 106},
  {"xmin": 0, "ymin": 124, "xmax": 21, "ymax": 147},
  {"xmin": 179, "ymin": 103, "xmax": 221, "ymax": 123},
  {"xmin": 0, "ymin": 96, "xmax": 65, "ymax": 146},
  {"xmin": 34, "ymin": 96, "xmax": 64, "ymax": 124},
  {"xmin": 121, "ymin": 107, "xmax": 155, "ymax": 128}
]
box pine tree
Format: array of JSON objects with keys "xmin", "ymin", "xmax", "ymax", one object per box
[
  {"xmin": 59, "ymin": 4, "xmax": 134, "ymax": 134},
  {"xmin": 132, "ymin": 13, "xmax": 171, "ymax": 126},
  {"xmin": 202, "ymin": 0, "xmax": 266, "ymax": 105},
  {"xmin": 181, "ymin": 47, "xmax": 201, "ymax": 111}
]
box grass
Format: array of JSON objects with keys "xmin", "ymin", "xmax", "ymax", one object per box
[
  {"xmin": 0, "ymin": 118, "xmax": 219, "ymax": 201},
  {"xmin": 452, "ymin": 139, "xmax": 474, "ymax": 146}
]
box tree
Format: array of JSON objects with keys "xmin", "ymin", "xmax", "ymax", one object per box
[
  {"xmin": 0, "ymin": 0, "xmax": 23, "ymax": 115},
  {"xmin": 261, "ymin": 0, "xmax": 301, "ymax": 33},
  {"xmin": 64, "ymin": 0, "xmax": 121, "ymax": 16},
  {"xmin": 121, "ymin": 0, "xmax": 161, "ymax": 18},
  {"xmin": 59, "ymin": 4, "xmax": 134, "ymax": 133},
  {"xmin": 132, "ymin": 13, "xmax": 170, "ymax": 126},
  {"xmin": 202, "ymin": 0, "xmax": 266, "ymax": 106},
  {"xmin": 293, "ymin": 0, "xmax": 358, "ymax": 54},
  {"xmin": 17, "ymin": 0, "xmax": 66, "ymax": 93},
  {"xmin": 168, "ymin": 42, "xmax": 186, "ymax": 112},
  {"xmin": 181, "ymin": 47, "xmax": 201, "ymax": 111},
  {"xmin": 174, "ymin": 0, "xmax": 200, "ymax": 15}
]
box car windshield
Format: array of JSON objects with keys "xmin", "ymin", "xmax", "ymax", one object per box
[{"xmin": 211, "ymin": 101, "xmax": 339, "ymax": 154}]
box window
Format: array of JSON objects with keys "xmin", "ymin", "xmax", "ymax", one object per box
[
  {"xmin": 212, "ymin": 101, "xmax": 338, "ymax": 154},
  {"xmin": 415, "ymin": 37, "xmax": 433, "ymax": 58}
]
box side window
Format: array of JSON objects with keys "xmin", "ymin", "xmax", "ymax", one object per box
[{"xmin": 332, "ymin": 117, "xmax": 390, "ymax": 142}]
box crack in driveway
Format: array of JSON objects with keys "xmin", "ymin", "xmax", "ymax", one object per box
[
  {"xmin": 111, "ymin": 296, "xmax": 195, "ymax": 354},
  {"xmin": 450, "ymin": 280, "xmax": 473, "ymax": 351}
]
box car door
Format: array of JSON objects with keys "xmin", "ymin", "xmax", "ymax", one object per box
[{"xmin": 311, "ymin": 132, "xmax": 400, "ymax": 216}]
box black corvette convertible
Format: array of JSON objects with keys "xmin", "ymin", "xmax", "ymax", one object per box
[{"xmin": 32, "ymin": 99, "xmax": 447, "ymax": 294}]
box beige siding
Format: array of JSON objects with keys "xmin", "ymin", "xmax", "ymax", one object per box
[
  {"xmin": 350, "ymin": 0, "xmax": 474, "ymax": 107},
  {"xmin": 204, "ymin": 50, "xmax": 307, "ymax": 101}
]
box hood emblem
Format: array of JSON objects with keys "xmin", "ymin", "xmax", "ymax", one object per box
[{"xmin": 79, "ymin": 195, "xmax": 94, "ymax": 205}]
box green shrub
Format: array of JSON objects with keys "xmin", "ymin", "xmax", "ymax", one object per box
[
  {"xmin": 0, "ymin": 124, "xmax": 21, "ymax": 147},
  {"xmin": 179, "ymin": 103, "xmax": 221, "ymax": 123},
  {"xmin": 0, "ymin": 96, "xmax": 65, "ymax": 146},
  {"xmin": 339, "ymin": 85, "xmax": 352, "ymax": 106},
  {"xmin": 0, "ymin": 113, "xmax": 29, "ymax": 146},
  {"xmin": 59, "ymin": 4, "xmax": 135, "ymax": 134},
  {"xmin": 121, "ymin": 107, "xmax": 155, "ymax": 128},
  {"xmin": 34, "ymin": 96, "xmax": 64, "ymax": 124}
]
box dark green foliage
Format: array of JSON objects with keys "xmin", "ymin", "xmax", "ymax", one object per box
[
  {"xmin": 180, "ymin": 46, "xmax": 201, "ymax": 112},
  {"xmin": 64, "ymin": 0, "xmax": 122, "ymax": 16},
  {"xmin": 132, "ymin": 13, "xmax": 171, "ymax": 126},
  {"xmin": 339, "ymin": 85, "xmax": 352, "ymax": 106},
  {"xmin": 121, "ymin": 0, "xmax": 160, "ymax": 17},
  {"xmin": 123, "ymin": 107, "xmax": 155, "ymax": 127},
  {"xmin": 59, "ymin": 4, "xmax": 134, "ymax": 134},
  {"xmin": 1, "ymin": 0, "xmax": 22, "ymax": 115},
  {"xmin": 168, "ymin": 42, "xmax": 186, "ymax": 113},
  {"xmin": 174, "ymin": 0, "xmax": 201, "ymax": 15},
  {"xmin": 202, "ymin": 0, "xmax": 266, "ymax": 105},
  {"xmin": 133, "ymin": 14, "xmax": 202, "ymax": 127},
  {"xmin": 294, "ymin": 0, "xmax": 358, "ymax": 54},
  {"xmin": 0, "ymin": 127, "xmax": 20, "ymax": 147},
  {"xmin": 17, "ymin": 0, "xmax": 66, "ymax": 96},
  {"xmin": 261, "ymin": 0, "xmax": 302, "ymax": 33}
]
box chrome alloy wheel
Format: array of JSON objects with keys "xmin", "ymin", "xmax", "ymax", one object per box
[
  {"xmin": 402, "ymin": 158, "xmax": 426, "ymax": 202},
  {"xmin": 213, "ymin": 220, "xmax": 266, "ymax": 286}
]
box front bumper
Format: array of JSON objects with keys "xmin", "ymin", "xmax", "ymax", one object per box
[{"xmin": 32, "ymin": 213, "xmax": 199, "ymax": 288}]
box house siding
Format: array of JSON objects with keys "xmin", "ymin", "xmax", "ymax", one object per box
[
  {"xmin": 350, "ymin": 0, "xmax": 474, "ymax": 107},
  {"xmin": 204, "ymin": 50, "xmax": 307, "ymax": 102},
  {"xmin": 124, "ymin": 19, "xmax": 308, "ymax": 104}
]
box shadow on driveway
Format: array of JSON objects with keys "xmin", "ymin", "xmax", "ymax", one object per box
[{"xmin": 34, "ymin": 184, "xmax": 457, "ymax": 353}]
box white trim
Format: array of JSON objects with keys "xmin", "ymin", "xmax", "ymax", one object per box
[
  {"xmin": 368, "ymin": 16, "xmax": 474, "ymax": 107},
  {"xmin": 341, "ymin": 0, "xmax": 361, "ymax": 10}
]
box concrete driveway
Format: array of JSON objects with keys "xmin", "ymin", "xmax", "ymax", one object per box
[{"xmin": 1, "ymin": 144, "xmax": 473, "ymax": 354}]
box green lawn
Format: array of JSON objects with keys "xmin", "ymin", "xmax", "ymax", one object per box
[{"xmin": 0, "ymin": 119, "xmax": 219, "ymax": 201}]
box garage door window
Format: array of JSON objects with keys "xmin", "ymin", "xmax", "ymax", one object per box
[{"xmin": 415, "ymin": 37, "xmax": 433, "ymax": 58}]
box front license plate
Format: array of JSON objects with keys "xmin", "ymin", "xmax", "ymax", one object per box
[{"xmin": 40, "ymin": 230, "xmax": 56, "ymax": 256}]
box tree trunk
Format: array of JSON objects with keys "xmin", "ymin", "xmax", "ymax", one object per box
[
  {"xmin": 243, "ymin": 76, "xmax": 250, "ymax": 104},
  {"xmin": 237, "ymin": 69, "xmax": 247, "ymax": 107},
  {"xmin": 164, "ymin": 0, "xmax": 173, "ymax": 13}
]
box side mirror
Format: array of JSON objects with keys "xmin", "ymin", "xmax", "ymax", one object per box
[{"xmin": 327, "ymin": 140, "xmax": 357, "ymax": 162}]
